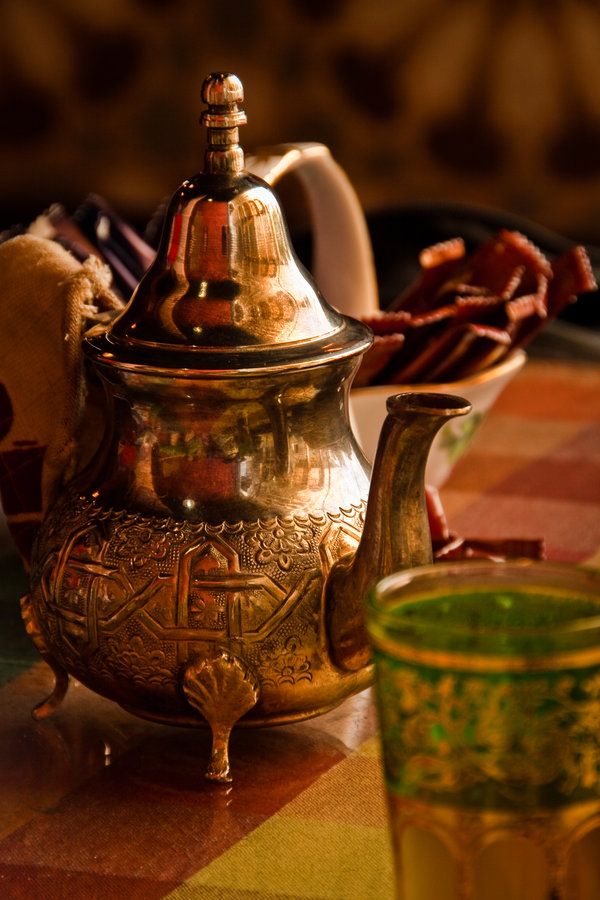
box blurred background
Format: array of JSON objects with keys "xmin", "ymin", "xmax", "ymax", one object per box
[{"xmin": 1, "ymin": 0, "xmax": 600, "ymax": 318}]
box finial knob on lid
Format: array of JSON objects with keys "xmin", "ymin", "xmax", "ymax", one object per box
[
  {"xmin": 90, "ymin": 70, "xmax": 371, "ymax": 373},
  {"xmin": 201, "ymin": 72, "xmax": 247, "ymax": 174}
]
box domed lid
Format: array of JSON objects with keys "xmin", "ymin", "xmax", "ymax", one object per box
[{"xmin": 86, "ymin": 73, "xmax": 371, "ymax": 375}]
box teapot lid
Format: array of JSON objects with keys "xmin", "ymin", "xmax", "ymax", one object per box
[{"xmin": 86, "ymin": 72, "xmax": 371, "ymax": 375}]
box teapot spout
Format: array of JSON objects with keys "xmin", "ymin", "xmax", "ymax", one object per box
[{"xmin": 327, "ymin": 392, "xmax": 471, "ymax": 672}]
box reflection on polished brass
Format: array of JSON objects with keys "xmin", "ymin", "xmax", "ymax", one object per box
[
  {"xmin": 102, "ymin": 71, "xmax": 360, "ymax": 369},
  {"xmin": 23, "ymin": 72, "xmax": 471, "ymax": 780}
]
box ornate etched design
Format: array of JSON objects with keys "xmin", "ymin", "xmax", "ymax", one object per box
[
  {"xmin": 28, "ymin": 492, "xmax": 367, "ymax": 736},
  {"xmin": 109, "ymin": 518, "xmax": 190, "ymax": 573},
  {"xmin": 376, "ymin": 658, "xmax": 600, "ymax": 807},
  {"xmin": 259, "ymin": 635, "xmax": 313, "ymax": 688},
  {"xmin": 20, "ymin": 592, "xmax": 70, "ymax": 718},
  {"xmin": 177, "ymin": 534, "xmax": 240, "ymax": 639},
  {"xmin": 37, "ymin": 519, "xmax": 166, "ymax": 660},
  {"xmin": 34, "ymin": 495, "xmax": 365, "ymax": 651},
  {"xmin": 94, "ymin": 636, "xmax": 175, "ymax": 689},
  {"xmin": 244, "ymin": 517, "xmax": 313, "ymax": 571},
  {"xmin": 317, "ymin": 508, "xmax": 366, "ymax": 572},
  {"xmin": 182, "ymin": 650, "xmax": 260, "ymax": 782}
]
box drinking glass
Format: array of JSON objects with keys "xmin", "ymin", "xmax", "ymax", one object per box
[{"xmin": 366, "ymin": 560, "xmax": 600, "ymax": 900}]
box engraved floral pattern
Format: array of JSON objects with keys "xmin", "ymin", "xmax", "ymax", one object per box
[
  {"xmin": 260, "ymin": 636, "xmax": 313, "ymax": 687},
  {"xmin": 94, "ymin": 636, "xmax": 175, "ymax": 689},
  {"xmin": 110, "ymin": 520, "xmax": 189, "ymax": 570},
  {"xmin": 376, "ymin": 658, "xmax": 600, "ymax": 807},
  {"xmin": 245, "ymin": 519, "xmax": 313, "ymax": 572}
]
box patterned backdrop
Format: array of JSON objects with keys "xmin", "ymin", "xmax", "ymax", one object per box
[{"xmin": 1, "ymin": 0, "xmax": 600, "ymax": 244}]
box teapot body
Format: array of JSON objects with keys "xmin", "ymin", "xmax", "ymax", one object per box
[
  {"xmin": 23, "ymin": 72, "xmax": 384, "ymax": 781},
  {"xmin": 28, "ymin": 355, "xmax": 372, "ymax": 728}
]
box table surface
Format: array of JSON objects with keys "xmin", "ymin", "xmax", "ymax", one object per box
[{"xmin": 1, "ymin": 357, "xmax": 599, "ymax": 900}]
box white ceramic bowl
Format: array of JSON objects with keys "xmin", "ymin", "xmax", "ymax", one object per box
[{"xmin": 349, "ymin": 349, "xmax": 527, "ymax": 487}]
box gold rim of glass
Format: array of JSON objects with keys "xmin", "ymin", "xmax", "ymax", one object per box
[{"xmin": 367, "ymin": 560, "xmax": 600, "ymax": 671}]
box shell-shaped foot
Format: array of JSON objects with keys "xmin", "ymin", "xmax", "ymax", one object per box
[
  {"xmin": 182, "ymin": 651, "xmax": 259, "ymax": 782},
  {"xmin": 20, "ymin": 593, "xmax": 70, "ymax": 718}
]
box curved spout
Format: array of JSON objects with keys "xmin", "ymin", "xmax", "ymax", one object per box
[{"xmin": 327, "ymin": 392, "xmax": 471, "ymax": 672}]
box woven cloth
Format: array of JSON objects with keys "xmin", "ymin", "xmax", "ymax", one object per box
[{"xmin": 0, "ymin": 235, "xmax": 122, "ymax": 562}]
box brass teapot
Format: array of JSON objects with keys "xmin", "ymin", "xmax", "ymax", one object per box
[{"xmin": 22, "ymin": 73, "xmax": 470, "ymax": 781}]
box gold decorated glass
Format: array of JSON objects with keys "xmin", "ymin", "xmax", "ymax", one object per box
[{"xmin": 367, "ymin": 560, "xmax": 600, "ymax": 900}]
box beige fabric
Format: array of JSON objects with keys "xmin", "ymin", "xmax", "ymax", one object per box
[{"xmin": 0, "ymin": 235, "xmax": 122, "ymax": 560}]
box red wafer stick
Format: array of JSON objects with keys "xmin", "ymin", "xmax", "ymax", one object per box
[{"xmin": 352, "ymin": 333, "xmax": 405, "ymax": 387}]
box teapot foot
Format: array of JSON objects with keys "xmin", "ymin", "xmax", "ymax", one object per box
[
  {"xmin": 20, "ymin": 593, "xmax": 70, "ymax": 718},
  {"xmin": 182, "ymin": 650, "xmax": 260, "ymax": 782},
  {"xmin": 32, "ymin": 659, "xmax": 70, "ymax": 720},
  {"xmin": 205, "ymin": 724, "xmax": 234, "ymax": 783}
]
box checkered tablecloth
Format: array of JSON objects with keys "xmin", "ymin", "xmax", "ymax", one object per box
[{"xmin": 0, "ymin": 358, "xmax": 599, "ymax": 899}]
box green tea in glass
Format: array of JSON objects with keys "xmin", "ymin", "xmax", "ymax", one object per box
[{"xmin": 367, "ymin": 560, "xmax": 600, "ymax": 900}]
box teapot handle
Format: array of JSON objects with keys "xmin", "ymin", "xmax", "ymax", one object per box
[{"xmin": 246, "ymin": 142, "xmax": 379, "ymax": 319}]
